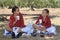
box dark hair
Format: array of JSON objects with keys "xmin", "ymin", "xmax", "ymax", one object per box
[
  {"xmin": 12, "ymin": 6, "xmax": 19, "ymax": 13},
  {"xmin": 44, "ymin": 9, "xmax": 49, "ymax": 14}
]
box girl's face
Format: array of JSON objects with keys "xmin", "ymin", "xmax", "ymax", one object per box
[
  {"xmin": 42, "ymin": 10, "xmax": 47, "ymax": 17},
  {"xmin": 14, "ymin": 8, "xmax": 19, "ymax": 15}
]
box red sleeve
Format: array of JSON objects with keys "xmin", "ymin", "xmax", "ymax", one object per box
[
  {"xmin": 20, "ymin": 14, "xmax": 26, "ymax": 27},
  {"xmin": 45, "ymin": 17, "xmax": 51, "ymax": 28},
  {"xmin": 35, "ymin": 15, "xmax": 42, "ymax": 24},
  {"xmin": 9, "ymin": 15, "xmax": 14, "ymax": 28}
]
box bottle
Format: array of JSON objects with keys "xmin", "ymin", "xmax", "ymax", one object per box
[{"xmin": 39, "ymin": 19, "xmax": 42, "ymax": 24}]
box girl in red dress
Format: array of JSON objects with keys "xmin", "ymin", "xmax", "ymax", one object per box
[
  {"xmin": 32, "ymin": 9, "xmax": 56, "ymax": 37},
  {"xmin": 4, "ymin": 6, "xmax": 26, "ymax": 38}
]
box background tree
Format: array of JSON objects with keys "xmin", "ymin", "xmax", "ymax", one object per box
[{"xmin": 0, "ymin": 0, "xmax": 60, "ymax": 9}]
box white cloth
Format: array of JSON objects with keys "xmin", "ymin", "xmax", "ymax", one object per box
[
  {"xmin": 46, "ymin": 25, "xmax": 56, "ymax": 35},
  {"xmin": 13, "ymin": 27, "xmax": 20, "ymax": 36},
  {"xmin": 3, "ymin": 30, "xmax": 11, "ymax": 36},
  {"xmin": 4, "ymin": 23, "xmax": 34, "ymax": 36},
  {"xmin": 22, "ymin": 23, "xmax": 34, "ymax": 34},
  {"xmin": 4, "ymin": 24, "xmax": 56, "ymax": 36},
  {"xmin": 21, "ymin": 19, "xmax": 34, "ymax": 34},
  {"xmin": 37, "ymin": 25, "xmax": 56, "ymax": 35},
  {"xmin": 12, "ymin": 23, "xmax": 34, "ymax": 36}
]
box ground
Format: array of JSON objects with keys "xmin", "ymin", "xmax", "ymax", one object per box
[
  {"xmin": 0, "ymin": 25, "xmax": 60, "ymax": 40},
  {"xmin": 0, "ymin": 8, "xmax": 60, "ymax": 40}
]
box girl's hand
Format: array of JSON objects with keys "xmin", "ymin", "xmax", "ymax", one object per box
[
  {"xmin": 37, "ymin": 22, "xmax": 40, "ymax": 25},
  {"xmin": 13, "ymin": 14, "xmax": 17, "ymax": 25},
  {"xmin": 39, "ymin": 26, "xmax": 46, "ymax": 31}
]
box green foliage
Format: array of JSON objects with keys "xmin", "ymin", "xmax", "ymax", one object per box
[{"xmin": 0, "ymin": 0, "xmax": 60, "ymax": 8}]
